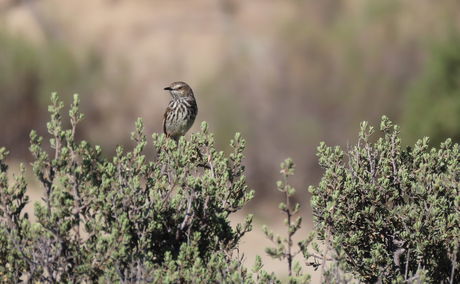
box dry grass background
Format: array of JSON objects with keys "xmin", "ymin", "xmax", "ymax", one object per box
[{"xmin": 1, "ymin": 0, "xmax": 460, "ymax": 281}]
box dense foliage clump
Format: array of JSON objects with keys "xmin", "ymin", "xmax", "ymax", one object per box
[{"xmin": 310, "ymin": 116, "xmax": 460, "ymax": 283}]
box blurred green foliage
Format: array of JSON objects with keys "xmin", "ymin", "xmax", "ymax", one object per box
[
  {"xmin": 0, "ymin": 29, "xmax": 100, "ymax": 156},
  {"xmin": 0, "ymin": 29, "xmax": 99, "ymax": 104},
  {"xmin": 403, "ymin": 33, "xmax": 460, "ymax": 146}
]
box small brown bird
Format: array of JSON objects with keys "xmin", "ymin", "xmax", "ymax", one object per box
[{"xmin": 162, "ymin": 81, "xmax": 198, "ymax": 141}]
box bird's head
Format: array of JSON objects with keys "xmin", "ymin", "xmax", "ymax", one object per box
[{"xmin": 164, "ymin": 81, "xmax": 194, "ymax": 99}]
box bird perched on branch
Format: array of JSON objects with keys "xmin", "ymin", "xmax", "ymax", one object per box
[{"xmin": 162, "ymin": 81, "xmax": 198, "ymax": 141}]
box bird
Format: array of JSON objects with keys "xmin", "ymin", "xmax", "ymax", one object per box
[{"xmin": 162, "ymin": 81, "xmax": 198, "ymax": 141}]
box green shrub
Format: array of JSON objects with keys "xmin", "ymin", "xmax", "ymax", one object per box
[
  {"xmin": 0, "ymin": 94, "xmax": 254, "ymax": 282},
  {"xmin": 263, "ymin": 158, "xmax": 312, "ymax": 284},
  {"xmin": 310, "ymin": 116, "xmax": 460, "ymax": 283}
]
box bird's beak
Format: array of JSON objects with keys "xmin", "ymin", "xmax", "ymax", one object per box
[{"xmin": 164, "ymin": 87, "xmax": 172, "ymax": 91}]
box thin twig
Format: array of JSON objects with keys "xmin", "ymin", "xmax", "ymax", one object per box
[{"xmin": 405, "ymin": 248, "xmax": 410, "ymax": 280}]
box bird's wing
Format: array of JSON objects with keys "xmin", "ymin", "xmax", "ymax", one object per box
[{"xmin": 162, "ymin": 107, "xmax": 170, "ymax": 136}]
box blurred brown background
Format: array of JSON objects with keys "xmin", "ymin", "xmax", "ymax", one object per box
[{"xmin": 1, "ymin": 0, "xmax": 460, "ymax": 280}]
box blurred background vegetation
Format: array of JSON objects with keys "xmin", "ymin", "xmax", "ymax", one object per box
[{"xmin": 1, "ymin": 0, "xmax": 460, "ymax": 278}]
